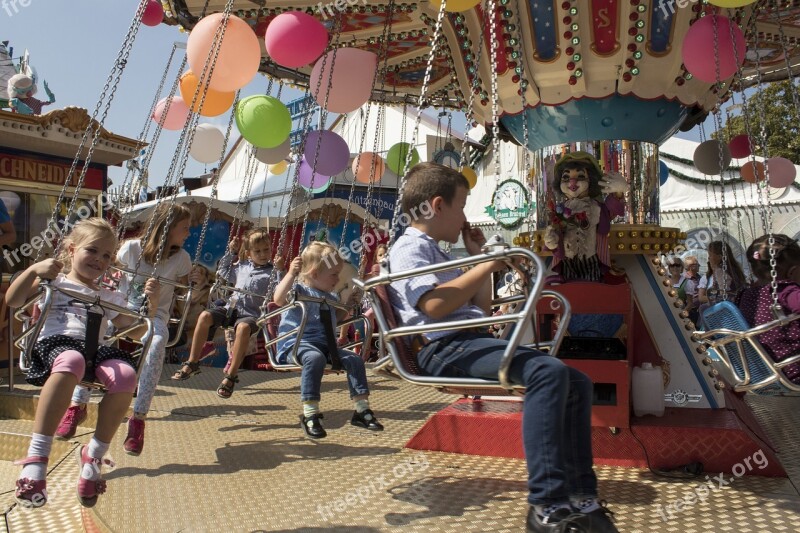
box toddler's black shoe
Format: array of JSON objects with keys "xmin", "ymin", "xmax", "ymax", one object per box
[
  {"xmin": 351, "ymin": 409, "xmax": 384, "ymax": 431},
  {"xmin": 576, "ymin": 505, "xmax": 618, "ymax": 533},
  {"xmin": 300, "ymin": 413, "xmax": 326, "ymax": 439}
]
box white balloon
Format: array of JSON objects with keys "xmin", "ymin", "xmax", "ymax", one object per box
[
  {"xmin": 254, "ymin": 139, "xmax": 291, "ymax": 165},
  {"xmin": 190, "ymin": 124, "xmax": 225, "ymax": 164}
]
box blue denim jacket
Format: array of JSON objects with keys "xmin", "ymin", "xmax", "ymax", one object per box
[{"xmin": 276, "ymin": 284, "xmax": 339, "ymax": 363}]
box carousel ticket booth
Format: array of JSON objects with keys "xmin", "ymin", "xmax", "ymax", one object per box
[{"xmin": 0, "ymin": 107, "xmax": 140, "ymax": 376}]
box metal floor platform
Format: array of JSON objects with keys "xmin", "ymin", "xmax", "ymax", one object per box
[{"xmin": 1, "ymin": 365, "xmax": 799, "ymax": 532}]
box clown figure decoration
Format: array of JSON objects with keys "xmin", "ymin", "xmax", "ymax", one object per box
[
  {"xmin": 7, "ymin": 73, "xmax": 55, "ymax": 115},
  {"xmin": 543, "ymin": 151, "xmax": 626, "ymax": 282}
]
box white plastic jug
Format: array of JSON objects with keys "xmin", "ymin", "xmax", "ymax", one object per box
[{"xmin": 632, "ymin": 363, "xmax": 665, "ymax": 417}]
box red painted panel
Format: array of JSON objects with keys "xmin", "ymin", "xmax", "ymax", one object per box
[
  {"xmin": 591, "ymin": 0, "xmax": 619, "ymax": 55},
  {"xmin": 0, "ymin": 152, "xmax": 104, "ymax": 191},
  {"xmin": 406, "ymin": 398, "xmax": 786, "ymax": 477},
  {"xmin": 477, "ymin": 4, "xmax": 508, "ymax": 75}
]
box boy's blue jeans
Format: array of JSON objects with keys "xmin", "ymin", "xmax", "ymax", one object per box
[
  {"xmin": 417, "ymin": 332, "xmax": 598, "ymax": 505},
  {"xmin": 296, "ymin": 342, "xmax": 370, "ymax": 402}
]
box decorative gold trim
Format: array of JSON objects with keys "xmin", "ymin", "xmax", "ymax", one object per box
[{"xmin": 0, "ymin": 107, "xmax": 143, "ymax": 151}]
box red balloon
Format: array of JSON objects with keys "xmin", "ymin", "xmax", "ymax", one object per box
[
  {"xmin": 141, "ymin": 0, "xmax": 163, "ymax": 27},
  {"xmin": 728, "ymin": 134, "xmax": 753, "ymax": 159}
]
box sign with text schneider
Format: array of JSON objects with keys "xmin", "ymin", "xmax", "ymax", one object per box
[{"xmin": 0, "ymin": 152, "xmax": 104, "ymax": 191}]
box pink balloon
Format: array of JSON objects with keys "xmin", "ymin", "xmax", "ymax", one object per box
[
  {"xmin": 766, "ymin": 157, "xmax": 797, "ymax": 188},
  {"xmin": 352, "ymin": 152, "xmax": 385, "ymax": 184},
  {"xmin": 141, "ymin": 0, "xmax": 163, "ymax": 27},
  {"xmin": 152, "ymin": 96, "xmax": 190, "ymax": 130},
  {"xmin": 264, "ymin": 12, "xmax": 329, "ymax": 68},
  {"xmin": 186, "ymin": 14, "xmax": 261, "ymax": 92},
  {"xmin": 728, "ymin": 134, "xmax": 753, "ymax": 159},
  {"xmin": 303, "ymin": 131, "xmax": 350, "ymax": 176},
  {"xmin": 297, "ymin": 158, "xmax": 331, "ymax": 189},
  {"xmin": 310, "ymin": 48, "xmax": 377, "ymax": 113},
  {"xmin": 682, "ymin": 15, "xmax": 746, "ymax": 83}
]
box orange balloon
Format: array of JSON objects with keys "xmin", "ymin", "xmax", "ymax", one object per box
[
  {"xmin": 179, "ymin": 71, "xmax": 236, "ymax": 117},
  {"xmin": 741, "ymin": 161, "xmax": 766, "ymax": 183},
  {"xmin": 352, "ymin": 152, "xmax": 385, "ymax": 184}
]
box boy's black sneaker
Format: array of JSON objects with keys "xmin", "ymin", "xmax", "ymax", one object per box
[
  {"xmin": 576, "ymin": 505, "xmax": 618, "ymax": 533},
  {"xmin": 526, "ymin": 507, "xmax": 587, "ymax": 533},
  {"xmin": 300, "ymin": 413, "xmax": 326, "ymax": 439},
  {"xmin": 351, "ymin": 409, "xmax": 384, "ymax": 431}
]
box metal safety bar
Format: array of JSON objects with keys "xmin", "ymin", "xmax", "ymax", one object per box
[
  {"xmin": 256, "ymin": 296, "xmax": 373, "ymax": 371},
  {"xmin": 109, "ymin": 265, "xmax": 193, "ymax": 348},
  {"xmin": 696, "ymin": 301, "xmax": 800, "ymax": 394},
  {"xmin": 9, "ymin": 283, "xmax": 154, "ymax": 391},
  {"xmin": 355, "ymin": 247, "xmax": 554, "ymax": 391}
]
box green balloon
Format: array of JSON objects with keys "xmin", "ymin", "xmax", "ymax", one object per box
[
  {"xmin": 235, "ymin": 95, "xmax": 291, "ymax": 148},
  {"xmin": 386, "ymin": 142, "xmax": 420, "ymax": 175}
]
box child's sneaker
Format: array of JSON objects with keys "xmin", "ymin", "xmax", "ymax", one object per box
[
  {"xmin": 200, "ymin": 341, "xmax": 217, "ymax": 359},
  {"xmin": 14, "ymin": 456, "xmax": 48, "ymax": 508},
  {"xmin": 351, "ymin": 409, "xmax": 384, "ymax": 431},
  {"xmin": 76, "ymin": 445, "xmax": 112, "ymax": 508},
  {"xmin": 123, "ymin": 417, "xmax": 145, "ymax": 456},
  {"xmin": 55, "ymin": 404, "xmax": 87, "ymax": 440}
]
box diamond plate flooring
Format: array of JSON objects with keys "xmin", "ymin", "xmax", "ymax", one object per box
[{"xmin": 1, "ymin": 365, "xmax": 799, "ymax": 532}]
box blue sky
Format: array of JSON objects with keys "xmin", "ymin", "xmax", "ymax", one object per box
[
  {"xmin": 4, "ymin": 1, "xmax": 709, "ymax": 192},
  {"xmin": 2, "ymin": 0, "xmax": 306, "ymax": 192}
]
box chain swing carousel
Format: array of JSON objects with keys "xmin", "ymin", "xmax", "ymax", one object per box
[{"xmin": 158, "ymin": 0, "xmax": 800, "ymax": 476}]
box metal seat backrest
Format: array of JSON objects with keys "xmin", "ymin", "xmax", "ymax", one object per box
[{"xmin": 702, "ymin": 301, "xmax": 787, "ymax": 395}]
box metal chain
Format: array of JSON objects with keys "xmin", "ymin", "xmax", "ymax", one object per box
[
  {"xmin": 742, "ymin": 6, "xmax": 778, "ymax": 309},
  {"xmin": 299, "ymin": 14, "xmax": 344, "ymax": 250},
  {"xmin": 128, "ymin": 0, "xmax": 234, "ymax": 292},
  {"xmin": 487, "ymin": 0, "xmax": 502, "ymax": 231},
  {"xmin": 114, "ymin": 43, "xmax": 183, "ymax": 239},
  {"xmin": 192, "ymin": 89, "xmax": 241, "ymax": 269},
  {"xmin": 340, "ymin": 0, "xmax": 396, "ymax": 269},
  {"xmin": 387, "ymin": 0, "xmax": 447, "ymax": 248},
  {"xmin": 458, "ymin": 15, "xmax": 485, "ymax": 171},
  {"xmin": 513, "ymin": 5, "xmax": 532, "ymax": 243},
  {"xmin": 39, "ymin": 0, "xmax": 148, "ymax": 261}
]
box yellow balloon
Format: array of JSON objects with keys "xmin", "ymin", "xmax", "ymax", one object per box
[
  {"xmin": 430, "ymin": 0, "xmax": 481, "ymax": 12},
  {"xmin": 461, "ymin": 167, "xmax": 478, "ymax": 189},
  {"xmin": 708, "ymin": 0, "xmax": 756, "ymax": 6},
  {"xmin": 269, "ymin": 160, "xmax": 288, "ymax": 175}
]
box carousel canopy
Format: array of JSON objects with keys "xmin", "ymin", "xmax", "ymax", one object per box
[{"xmin": 162, "ymin": 1, "xmax": 800, "ymax": 151}]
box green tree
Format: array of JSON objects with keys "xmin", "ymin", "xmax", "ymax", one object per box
[{"xmin": 715, "ymin": 79, "xmax": 800, "ymax": 162}]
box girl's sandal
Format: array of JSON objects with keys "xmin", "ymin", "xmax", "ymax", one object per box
[
  {"xmin": 216, "ymin": 373, "xmax": 239, "ymax": 399},
  {"xmin": 171, "ymin": 361, "xmax": 201, "ymax": 381}
]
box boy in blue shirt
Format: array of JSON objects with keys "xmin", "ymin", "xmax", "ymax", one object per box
[
  {"xmin": 172, "ymin": 228, "xmax": 278, "ymax": 399},
  {"xmin": 387, "ymin": 163, "xmax": 618, "ymax": 533}
]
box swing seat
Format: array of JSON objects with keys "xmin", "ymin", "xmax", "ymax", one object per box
[
  {"xmin": 11, "ymin": 283, "xmax": 155, "ymax": 391},
  {"xmin": 259, "ymin": 298, "xmax": 373, "ymax": 373},
  {"xmin": 355, "ymin": 247, "xmax": 570, "ymax": 395},
  {"xmin": 697, "ymin": 301, "xmax": 800, "ymax": 395},
  {"xmin": 108, "ymin": 266, "xmax": 193, "ymax": 349}
]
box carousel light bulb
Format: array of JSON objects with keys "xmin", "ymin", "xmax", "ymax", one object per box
[
  {"xmin": 638, "ymin": 4, "xmax": 647, "ymax": 11},
  {"xmin": 635, "ymin": 34, "xmax": 644, "ymax": 42},
  {"xmin": 509, "ymin": 38, "xmax": 518, "ymax": 45},
  {"xmin": 633, "ymin": 51, "xmax": 643, "ymax": 59},
  {"xmin": 570, "ymin": 7, "xmax": 578, "ymax": 15},
  {"xmin": 511, "ymin": 51, "xmax": 521, "ymax": 59},
  {"xmin": 574, "ymin": 68, "xmax": 583, "ymax": 77},
  {"xmin": 636, "ymin": 20, "xmax": 645, "ymax": 28},
  {"xmin": 573, "ymin": 53, "xmax": 582, "ymax": 61},
  {"xmin": 631, "ymin": 67, "xmax": 640, "ymax": 75},
  {"xmin": 571, "ymin": 23, "xmax": 579, "ymax": 31},
  {"xmin": 572, "ymin": 37, "xmax": 580, "ymax": 45}
]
